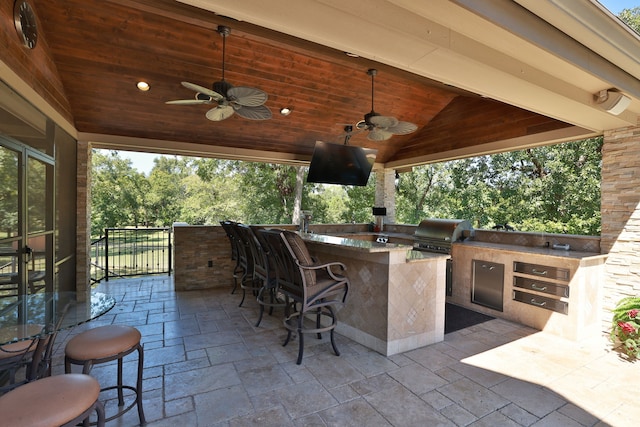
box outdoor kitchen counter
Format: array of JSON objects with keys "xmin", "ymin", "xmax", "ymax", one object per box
[
  {"xmin": 299, "ymin": 232, "xmax": 413, "ymax": 253},
  {"xmin": 455, "ymin": 240, "xmax": 605, "ymax": 260},
  {"xmin": 451, "ymin": 240, "xmax": 608, "ymax": 341},
  {"xmin": 301, "ymin": 232, "xmax": 448, "ymax": 356}
]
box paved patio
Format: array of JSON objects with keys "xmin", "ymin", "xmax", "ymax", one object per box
[{"xmin": 51, "ymin": 275, "xmax": 639, "ymax": 426}]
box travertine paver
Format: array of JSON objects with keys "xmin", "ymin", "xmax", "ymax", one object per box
[{"xmin": 48, "ymin": 276, "xmax": 640, "ymax": 426}]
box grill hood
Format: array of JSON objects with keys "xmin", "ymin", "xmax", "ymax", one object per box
[{"xmin": 414, "ymin": 219, "xmax": 473, "ymax": 253}]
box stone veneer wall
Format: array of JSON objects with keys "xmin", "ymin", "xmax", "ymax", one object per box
[
  {"xmin": 374, "ymin": 168, "xmax": 396, "ymax": 224},
  {"xmin": 173, "ymin": 224, "xmax": 298, "ymax": 291},
  {"xmin": 601, "ymin": 123, "xmax": 640, "ymax": 324},
  {"xmin": 75, "ymin": 141, "xmax": 91, "ymax": 300},
  {"xmin": 173, "ymin": 225, "xmax": 236, "ymax": 291}
]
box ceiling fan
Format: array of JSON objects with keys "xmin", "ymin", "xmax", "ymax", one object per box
[
  {"xmin": 165, "ymin": 25, "xmax": 272, "ymax": 121},
  {"xmin": 355, "ymin": 69, "xmax": 417, "ymax": 141}
]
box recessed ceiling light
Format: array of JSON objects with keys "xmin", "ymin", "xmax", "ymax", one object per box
[
  {"xmin": 136, "ymin": 81, "xmax": 150, "ymax": 91},
  {"xmin": 280, "ymin": 107, "xmax": 292, "ymax": 116}
]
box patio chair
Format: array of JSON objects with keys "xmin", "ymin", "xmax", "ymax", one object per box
[
  {"xmin": 232, "ymin": 223, "xmax": 261, "ymax": 307},
  {"xmin": 0, "ymin": 325, "xmax": 46, "ymax": 394},
  {"xmin": 260, "ymin": 229, "xmax": 349, "ymax": 364},
  {"xmin": 0, "ymin": 302, "xmax": 70, "ymax": 394},
  {"xmin": 220, "ymin": 220, "xmax": 241, "ymax": 294},
  {"xmin": 249, "ymin": 226, "xmax": 287, "ymax": 327}
]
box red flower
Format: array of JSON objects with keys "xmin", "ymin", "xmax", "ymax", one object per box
[
  {"xmin": 618, "ymin": 321, "xmax": 636, "ymax": 335},
  {"xmin": 629, "ymin": 309, "xmax": 639, "ymax": 319}
]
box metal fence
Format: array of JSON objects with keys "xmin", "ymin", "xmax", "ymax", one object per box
[{"xmin": 90, "ymin": 227, "xmax": 172, "ymax": 283}]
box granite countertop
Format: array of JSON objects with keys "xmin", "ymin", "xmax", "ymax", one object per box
[
  {"xmin": 301, "ymin": 231, "xmax": 606, "ymax": 262},
  {"xmin": 300, "ymin": 232, "xmax": 412, "ymax": 253},
  {"xmin": 456, "ymin": 240, "xmax": 606, "ymax": 260},
  {"xmin": 300, "ymin": 232, "xmax": 450, "ymax": 264}
]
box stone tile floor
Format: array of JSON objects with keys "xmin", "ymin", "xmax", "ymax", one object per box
[{"xmin": 50, "ymin": 275, "xmax": 639, "ymax": 426}]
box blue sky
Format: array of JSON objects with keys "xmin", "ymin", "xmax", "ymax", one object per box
[
  {"xmin": 599, "ymin": 0, "xmax": 639, "ymax": 13},
  {"xmin": 117, "ymin": 0, "xmax": 639, "ymax": 174}
]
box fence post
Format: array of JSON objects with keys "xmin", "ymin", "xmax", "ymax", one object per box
[
  {"xmin": 168, "ymin": 228, "xmax": 172, "ymax": 276},
  {"xmin": 105, "ymin": 228, "xmax": 109, "ymax": 282}
]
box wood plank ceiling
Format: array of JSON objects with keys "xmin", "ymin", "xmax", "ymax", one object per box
[{"xmin": 29, "ymin": 0, "xmax": 575, "ymax": 167}]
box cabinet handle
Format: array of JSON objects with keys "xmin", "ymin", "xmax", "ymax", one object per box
[
  {"xmin": 531, "ymin": 268, "xmax": 548, "ymax": 276},
  {"xmin": 530, "ymin": 298, "xmax": 546, "ymax": 307},
  {"xmin": 531, "ymin": 284, "xmax": 547, "ymax": 292}
]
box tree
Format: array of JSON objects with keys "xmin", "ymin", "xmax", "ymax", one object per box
[
  {"xmin": 0, "ymin": 147, "xmax": 18, "ymax": 236},
  {"xmin": 401, "ymin": 138, "xmax": 602, "ymax": 235},
  {"xmin": 396, "ymin": 163, "xmax": 453, "ymax": 224},
  {"xmin": 91, "ymin": 136, "xmax": 602, "ymax": 236},
  {"xmin": 618, "ymin": 7, "xmax": 640, "ymax": 33},
  {"xmin": 91, "ymin": 151, "xmax": 149, "ymax": 235},
  {"xmin": 144, "ymin": 156, "xmax": 193, "ymax": 226}
]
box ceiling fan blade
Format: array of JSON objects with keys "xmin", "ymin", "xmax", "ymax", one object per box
[
  {"xmin": 181, "ymin": 81, "xmax": 224, "ymax": 102},
  {"xmin": 233, "ymin": 105, "xmax": 272, "ymax": 120},
  {"xmin": 205, "ymin": 105, "xmax": 235, "ymax": 121},
  {"xmin": 227, "ymin": 86, "xmax": 269, "ymax": 106},
  {"xmin": 388, "ymin": 121, "xmax": 418, "ymax": 135},
  {"xmin": 165, "ymin": 99, "xmax": 210, "ymax": 105},
  {"xmin": 369, "ymin": 115, "xmax": 399, "ymax": 129},
  {"xmin": 368, "ymin": 128, "xmax": 393, "ymax": 141}
]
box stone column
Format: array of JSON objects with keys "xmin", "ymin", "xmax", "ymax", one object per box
[
  {"xmin": 601, "ymin": 122, "xmax": 640, "ymax": 325},
  {"xmin": 375, "ymin": 168, "xmax": 396, "ymax": 224},
  {"xmin": 75, "ymin": 141, "xmax": 91, "ymax": 300}
]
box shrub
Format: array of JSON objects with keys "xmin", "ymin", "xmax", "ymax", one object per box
[{"xmin": 610, "ymin": 296, "xmax": 640, "ymax": 359}]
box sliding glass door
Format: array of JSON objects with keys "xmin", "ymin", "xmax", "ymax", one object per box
[{"xmin": 0, "ymin": 138, "xmax": 54, "ymax": 296}]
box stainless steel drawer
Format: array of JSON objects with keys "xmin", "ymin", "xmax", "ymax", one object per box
[
  {"xmin": 513, "ymin": 276, "xmax": 569, "ymax": 298},
  {"xmin": 513, "ymin": 262, "xmax": 570, "ymax": 282},
  {"xmin": 512, "ymin": 290, "xmax": 568, "ymax": 315}
]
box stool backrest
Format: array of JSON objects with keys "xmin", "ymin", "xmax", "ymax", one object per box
[
  {"xmin": 257, "ymin": 229, "xmax": 305, "ymax": 302},
  {"xmin": 229, "ymin": 222, "xmax": 253, "ymax": 273},
  {"xmin": 219, "ymin": 220, "xmax": 238, "ymax": 260}
]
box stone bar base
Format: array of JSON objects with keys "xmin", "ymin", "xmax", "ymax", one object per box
[{"xmin": 304, "ymin": 235, "xmax": 447, "ymax": 356}]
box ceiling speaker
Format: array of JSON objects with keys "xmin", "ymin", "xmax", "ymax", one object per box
[{"xmin": 595, "ymin": 89, "xmax": 631, "ymax": 115}]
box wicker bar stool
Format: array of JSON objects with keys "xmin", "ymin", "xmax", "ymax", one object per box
[
  {"xmin": 65, "ymin": 325, "xmax": 146, "ymax": 426},
  {"xmin": 0, "ymin": 373, "xmax": 105, "ymax": 426}
]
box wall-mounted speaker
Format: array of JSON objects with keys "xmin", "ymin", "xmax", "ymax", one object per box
[{"xmin": 595, "ymin": 89, "xmax": 631, "ymax": 115}]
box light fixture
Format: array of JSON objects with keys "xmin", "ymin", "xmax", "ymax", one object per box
[
  {"xmin": 280, "ymin": 107, "xmax": 292, "ymax": 116},
  {"xmin": 594, "ymin": 89, "xmax": 631, "ymax": 115},
  {"xmin": 345, "ymin": 51, "xmax": 359, "ymax": 58},
  {"xmin": 136, "ymin": 81, "xmax": 150, "ymax": 91}
]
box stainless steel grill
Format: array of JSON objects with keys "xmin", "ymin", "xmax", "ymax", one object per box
[{"xmin": 413, "ymin": 218, "xmax": 473, "ymax": 254}]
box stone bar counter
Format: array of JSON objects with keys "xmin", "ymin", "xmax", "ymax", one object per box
[{"xmin": 300, "ymin": 233, "xmax": 449, "ymax": 356}]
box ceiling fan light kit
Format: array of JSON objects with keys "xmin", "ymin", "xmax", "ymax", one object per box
[
  {"xmin": 355, "ymin": 69, "xmax": 417, "ymax": 141},
  {"xmin": 166, "ymin": 25, "xmax": 272, "ymax": 121}
]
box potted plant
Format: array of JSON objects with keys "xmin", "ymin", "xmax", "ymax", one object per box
[{"xmin": 610, "ymin": 296, "xmax": 640, "ymax": 359}]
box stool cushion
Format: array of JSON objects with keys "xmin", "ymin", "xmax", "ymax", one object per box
[
  {"xmin": 0, "ymin": 325, "xmax": 44, "ymax": 360},
  {"xmin": 0, "ymin": 340, "xmax": 36, "ymax": 360},
  {"xmin": 0, "ymin": 373, "xmax": 100, "ymax": 427},
  {"xmin": 65, "ymin": 325, "xmax": 141, "ymax": 361}
]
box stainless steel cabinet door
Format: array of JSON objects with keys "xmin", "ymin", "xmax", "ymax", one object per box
[{"xmin": 471, "ymin": 259, "xmax": 504, "ymax": 312}]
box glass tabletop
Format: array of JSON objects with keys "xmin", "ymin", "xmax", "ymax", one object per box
[{"xmin": 0, "ymin": 292, "xmax": 116, "ymax": 346}]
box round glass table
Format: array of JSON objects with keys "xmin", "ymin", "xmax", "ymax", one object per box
[{"xmin": 0, "ymin": 292, "xmax": 116, "ymax": 346}]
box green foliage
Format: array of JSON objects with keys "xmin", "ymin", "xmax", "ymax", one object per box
[
  {"xmin": 0, "ymin": 147, "xmax": 18, "ymax": 236},
  {"xmin": 399, "ymin": 138, "xmax": 602, "ymax": 235},
  {"xmin": 610, "ymin": 296, "xmax": 640, "ymax": 359},
  {"xmin": 618, "ymin": 7, "xmax": 640, "ymax": 33},
  {"xmin": 91, "ymin": 151, "xmax": 150, "ymax": 235},
  {"xmin": 91, "ymin": 137, "xmax": 601, "ymax": 236}
]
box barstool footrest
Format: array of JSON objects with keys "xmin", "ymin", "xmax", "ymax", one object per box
[{"xmin": 99, "ymin": 384, "xmax": 142, "ymax": 424}]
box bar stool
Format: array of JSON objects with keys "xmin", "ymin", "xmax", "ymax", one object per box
[
  {"xmin": 0, "ymin": 373, "xmax": 105, "ymax": 426},
  {"xmin": 65, "ymin": 325, "xmax": 146, "ymax": 426}
]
